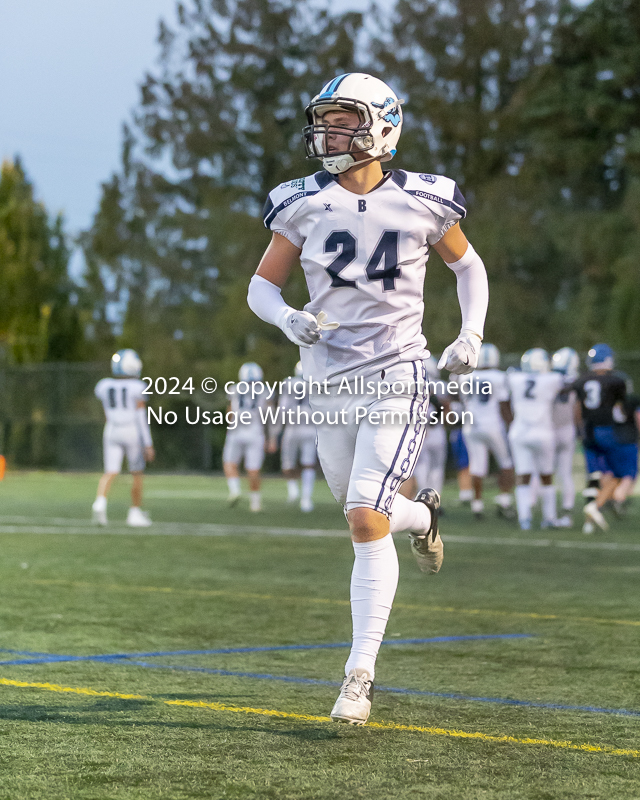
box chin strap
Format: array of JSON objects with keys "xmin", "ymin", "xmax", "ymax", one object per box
[{"xmin": 323, "ymin": 153, "xmax": 384, "ymax": 175}]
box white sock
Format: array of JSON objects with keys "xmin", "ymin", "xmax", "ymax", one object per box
[
  {"xmin": 389, "ymin": 493, "xmax": 431, "ymax": 534},
  {"xmin": 540, "ymin": 485, "xmax": 557, "ymax": 524},
  {"xmin": 287, "ymin": 480, "xmax": 299, "ymax": 501},
  {"xmin": 93, "ymin": 495, "xmax": 107, "ymax": 510},
  {"xmin": 515, "ymin": 485, "xmax": 532, "ymax": 524},
  {"xmin": 227, "ymin": 477, "xmax": 241, "ymax": 496},
  {"xmin": 495, "ymin": 492, "xmax": 513, "ymax": 508},
  {"xmin": 301, "ymin": 468, "xmax": 315, "ymax": 502},
  {"xmin": 459, "ymin": 489, "xmax": 473, "ymax": 502},
  {"xmin": 344, "ymin": 534, "xmax": 399, "ymax": 680}
]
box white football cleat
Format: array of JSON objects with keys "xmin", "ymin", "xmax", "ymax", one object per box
[
  {"xmin": 249, "ymin": 494, "xmax": 262, "ymax": 513},
  {"xmin": 409, "ymin": 488, "xmax": 443, "ymax": 574},
  {"xmin": 330, "ymin": 669, "xmax": 374, "ymax": 725},
  {"xmin": 555, "ymin": 514, "xmax": 573, "ymax": 528},
  {"xmin": 584, "ymin": 501, "xmax": 608, "ymax": 532},
  {"xmin": 91, "ymin": 500, "xmax": 107, "ymax": 527},
  {"xmin": 582, "ymin": 520, "xmax": 594, "ymax": 535},
  {"xmin": 126, "ymin": 507, "xmax": 152, "ymax": 527},
  {"xmin": 471, "ymin": 498, "xmax": 484, "ymax": 518},
  {"xmin": 300, "ymin": 498, "xmax": 314, "ymax": 513}
]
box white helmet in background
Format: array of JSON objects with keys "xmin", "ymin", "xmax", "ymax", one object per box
[
  {"xmin": 552, "ymin": 347, "xmax": 580, "ymax": 379},
  {"xmin": 239, "ymin": 362, "xmax": 263, "ymax": 382},
  {"xmin": 111, "ymin": 349, "xmax": 142, "ymax": 378},
  {"xmin": 294, "ymin": 361, "xmax": 304, "ymax": 378},
  {"xmin": 521, "ymin": 348, "xmax": 550, "ymax": 373},
  {"xmin": 477, "ymin": 343, "xmax": 500, "ymax": 370},
  {"xmin": 303, "ymin": 73, "xmax": 404, "ymax": 174}
]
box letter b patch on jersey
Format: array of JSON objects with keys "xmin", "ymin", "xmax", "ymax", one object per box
[{"xmin": 358, "ymin": 199, "xmax": 367, "ymax": 212}]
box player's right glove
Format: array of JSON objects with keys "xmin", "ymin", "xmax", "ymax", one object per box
[
  {"xmin": 281, "ymin": 309, "xmax": 339, "ymax": 348},
  {"xmin": 437, "ymin": 331, "xmax": 482, "ymax": 375}
]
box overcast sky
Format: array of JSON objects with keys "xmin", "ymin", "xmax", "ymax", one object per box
[{"xmin": 0, "ymin": 0, "xmax": 372, "ymax": 237}]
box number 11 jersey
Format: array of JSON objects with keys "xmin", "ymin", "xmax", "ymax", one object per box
[
  {"xmin": 263, "ymin": 170, "xmax": 466, "ymax": 384},
  {"xmin": 95, "ymin": 378, "xmax": 146, "ymax": 425}
]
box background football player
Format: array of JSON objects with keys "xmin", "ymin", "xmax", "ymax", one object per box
[
  {"xmin": 223, "ymin": 362, "xmax": 270, "ymax": 512},
  {"xmin": 248, "ymin": 73, "xmax": 489, "ymax": 725},
  {"xmin": 572, "ymin": 344, "xmax": 634, "ymax": 532},
  {"xmin": 460, "ymin": 343, "xmax": 515, "ymax": 520},
  {"xmin": 507, "ymin": 349, "xmax": 563, "ymax": 530},
  {"xmin": 550, "ymin": 347, "xmax": 580, "ymax": 527},
  {"xmin": 92, "ymin": 349, "xmax": 155, "ymax": 527},
  {"xmin": 270, "ymin": 361, "xmax": 318, "ymax": 512}
]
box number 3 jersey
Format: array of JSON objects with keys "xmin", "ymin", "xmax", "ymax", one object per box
[
  {"xmin": 263, "ymin": 170, "xmax": 466, "ymax": 384},
  {"xmin": 94, "ymin": 378, "xmax": 146, "ymax": 425}
]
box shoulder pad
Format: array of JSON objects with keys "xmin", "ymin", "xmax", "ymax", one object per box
[
  {"xmin": 391, "ymin": 170, "xmax": 466, "ymax": 219},
  {"xmin": 262, "ymin": 172, "xmax": 334, "ymax": 229}
]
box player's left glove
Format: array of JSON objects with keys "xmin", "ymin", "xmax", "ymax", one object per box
[{"xmin": 437, "ymin": 331, "xmax": 482, "ymax": 375}]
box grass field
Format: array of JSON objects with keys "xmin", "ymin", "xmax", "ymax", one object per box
[{"xmin": 1, "ymin": 471, "xmax": 640, "ymax": 799}]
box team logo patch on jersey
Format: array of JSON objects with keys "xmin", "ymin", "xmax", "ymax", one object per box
[
  {"xmin": 281, "ymin": 178, "xmax": 305, "ymax": 190},
  {"xmin": 419, "ymin": 174, "xmax": 437, "ymax": 184}
]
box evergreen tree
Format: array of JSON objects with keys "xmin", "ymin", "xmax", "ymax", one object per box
[
  {"xmin": 0, "ymin": 159, "xmax": 86, "ymax": 362},
  {"xmin": 87, "ymin": 0, "xmax": 362, "ymax": 381}
]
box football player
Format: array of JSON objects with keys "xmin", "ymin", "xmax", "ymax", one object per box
[
  {"xmin": 460, "ymin": 343, "xmax": 515, "ymax": 519},
  {"xmin": 573, "ymin": 344, "xmax": 633, "ymax": 532},
  {"xmin": 223, "ymin": 362, "xmax": 270, "ymax": 512},
  {"xmin": 270, "ymin": 361, "xmax": 318, "ymax": 512},
  {"xmin": 403, "ymin": 358, "xmax": 448, "ymax": 500},
  {"xmin": 550, "ymin": 347, "xmax": 580, "ymax": 527},
  {"xmin": 507, "ymin": 349, "xmax": 563, "ymax": 530},
  {"xmin": 92, "ymin": 349, "xmax": 155, "ymax": 527},
  {"xmin": 248, "ymin": 73, "xmax": 489, "ymax": 724},
  {"xmin": 610, "ymin": 377, "xmax": 640, "ymax": 514}
]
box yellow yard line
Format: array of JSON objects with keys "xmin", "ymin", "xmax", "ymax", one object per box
[
  {"xmin": 26, "ymin": 579, "xmax": 640, "ymax": 627},
  {"xmin": 0, "ymin": 677, "xmax": 637, "ymax": 758}
]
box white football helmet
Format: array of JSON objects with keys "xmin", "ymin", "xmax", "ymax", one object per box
[
  {"xmin": 477, "ymin": 343, "xmax": 500, "ymax": 370},
  {"xmin": 521, "ymin": 348, "xmax": 550, "ymax": 373},
  {"xmin": 294, "ymin": 361, "xmax": 304, "ymax": 378},
  {"xmin": 303, "ymin": 73, "xmax": 404, "ymax": 174},
  {"xmin": 552, "ymin": 347, "xmax": 580, "ymax": 379},
  {"xmin": 239, "ymin": 362, "xmax": 263, "ymax": 382},
  {"xmin": 111, "ymin": 349, "xmax": 142, "ymax": 378}
]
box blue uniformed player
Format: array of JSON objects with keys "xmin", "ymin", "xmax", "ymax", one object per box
[{"xmin": 572, "ymin": 344, "xmax": 633, "ymax": 532}]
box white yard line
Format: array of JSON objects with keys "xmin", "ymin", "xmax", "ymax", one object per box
[{"xmin": 0, "ymin": 516, "xmax": 639, "ymax": 550}]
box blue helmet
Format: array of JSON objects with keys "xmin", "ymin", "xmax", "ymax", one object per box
[
  {"xmin": 111, "ymin": 349, "xmax": 142, "ymax": 377},
  {"xmin": 552, "ymin": 347, "xmax": 580, "ymax": 379},
  {"xmin": 521, "ymin": 348, "xmax": 550, "ymax": 373},
  {"xmin": 586, "ymin": 343, "xmax": 614, "ymax": 370}
]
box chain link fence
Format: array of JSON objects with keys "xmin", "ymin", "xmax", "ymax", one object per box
[{"xmin": 2, "ymin": 354, "xmax": 639, "ymax": 471}]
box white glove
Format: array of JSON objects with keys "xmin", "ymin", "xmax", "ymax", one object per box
[
  {"xmin": 281, "ymin": 309, "xmax": 339, "ymax": 348},
  {"xmin": 437, "ymin": 331, "xmax": 482, "ymax": 375}
]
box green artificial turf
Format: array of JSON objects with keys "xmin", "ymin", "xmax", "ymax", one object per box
[{"xmin": 0, "ymin": 471, "xmax": 639, "ymax": 799}]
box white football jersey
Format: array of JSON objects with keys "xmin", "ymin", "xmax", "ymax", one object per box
[
  {"xmin": 95, "ymin": 378, "xmax": 146, "ymax": 425},
  {"xmin": 278, "ymin": 378, "xmax": 315, "ymax": 433},
  {"xmin": 263, "ymin": 170, "xmax": 466, "ymax": 384},
  {"xmin": 459, "ymin": 368, "xmax": 509, "ymax": 429},
  {"xmin": 507, "ymin": 371, "xmax": 563, "ymax": 428},
  {"xmin": 227, "ymin": 386, "xmax": 269, "ymax": 434},
  {"xmin": 552, "ymin": 385, "xmax": 576, "ymax": 429}
]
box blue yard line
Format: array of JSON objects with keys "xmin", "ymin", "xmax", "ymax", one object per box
[
  {"xmin": 0, "ymin": 634, "xmax": 532, "ymax": 666},
  {"xmin": 117, "ymin": 660, "xmax": 640, "ymax": 719}
]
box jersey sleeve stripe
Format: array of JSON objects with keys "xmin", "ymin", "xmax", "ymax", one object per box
[
  {"xmin": 264, "ymin": 190, "xmax": 321, "ymax": 229},
  {"xmin": 318, "ymin": 73, "xmax": 351, "ymax": 98},
  {"xmin": 262, "ymin": 196, "xmax": 275, "ymax": 227},
  {"xmin": 403, "ymin": 189, "xmax": 467, "ymax": 219}
]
